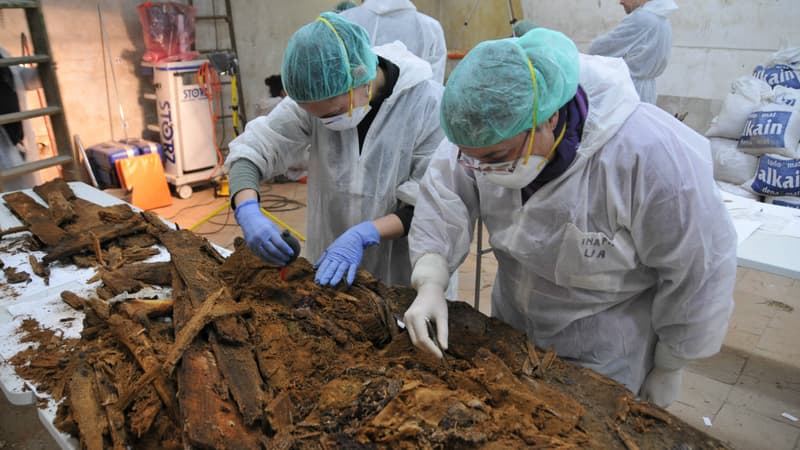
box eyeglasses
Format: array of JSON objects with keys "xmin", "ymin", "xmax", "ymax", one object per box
[{"xmin": 457, "ymin": 131, "xmax": 532, "ymax": 173}]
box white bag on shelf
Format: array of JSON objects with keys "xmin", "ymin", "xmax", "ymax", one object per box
[
  {"xmin": 773, "ymin": 85, "xmax": 800, "ymax": 107},
  {"xmin": 709, "ymin": 138, "xmax": 759, "ymax": 184},
  {"xmin": 706, "ymin": 76, "xmax": 773, "ymax": 139}
]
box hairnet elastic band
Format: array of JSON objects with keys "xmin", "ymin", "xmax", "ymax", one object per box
[
  {"xmin": 522, "ymin": 56, "xmax": 538, "ymax": 165},
  {"xmin": 316, "ymin": 15, "xmax": 355, "ymax": 112}
]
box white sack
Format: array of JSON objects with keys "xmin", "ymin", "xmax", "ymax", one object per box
[
  {"xmin": 741, "ymin": 154, "xmax": 800, "ymax": 197},
  {"xmin": 709, "ymin": 138, "xmax": 759, "ymax": 184},
  {"xmin": 738, "ymin": 102, "xmax": 800, "ymax": 158},
  {"xmin": 706, "ymin": 76, "xmax": 772, "ymax": 139}
]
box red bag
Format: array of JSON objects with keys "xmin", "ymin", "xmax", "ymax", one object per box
[{"xmin": 137, "ymin": 2, "xmax": 199, "ymax": 63}]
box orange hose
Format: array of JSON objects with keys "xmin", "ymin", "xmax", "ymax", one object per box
[{"xmin": 197, "ymin": 62, "xmax": 225, "ymax": 180}]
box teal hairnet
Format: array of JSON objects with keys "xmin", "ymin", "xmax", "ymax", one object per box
[
  {"xmin": 441, "ymin": 28, "xmax": 579, "ymax": 148},
  {"xmin": 281, "ymin": 12, "xmax": 377, "ymax": 103},
  {"xmin": 333, "ymin": 1, "xmax": 357, "ymax": 12},
  {"xmin": 512, "ymin": 19, "xmax": 538, "ymax": 37}
]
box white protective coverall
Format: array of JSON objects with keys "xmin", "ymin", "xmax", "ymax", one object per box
[
  {"xmin": 226, "ymin": 42, "xmax": 444, "ymax": 287},
  {"xmin": 409, "ymin": 54, "xmax": 737, "ymax": 392},
  {"xmin": 341, "ymin": 0, "xmax": 447, "ymax": 84},
  {"xmin": 588, "ymin": 0, "xmax": 678, "ymax": 104},
  {"xmin": 0, "ymin": 47, "xmax": 42, "ymax": 191}
]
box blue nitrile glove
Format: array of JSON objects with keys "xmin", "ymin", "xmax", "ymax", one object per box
[
  {"xmin": 234, "ymin": 199, "xmax": 295, "ymax": 266},
  {"xmin": 314, "ymin": 221, "xmax": 380, "ymax": 286}
]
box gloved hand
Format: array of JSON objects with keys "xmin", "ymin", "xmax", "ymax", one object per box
[
  {"xmin": 314, "ymin": 221, "xmax": 380, "ymax": 286},
  {"xmin": 404, "ymin": 253, "xmax": 450, "ymax": 359},
  {"xmin": 234, "ymin": 199, "xmax": 295, "ymax": 266},
  {"xmin": 639, "ymin": 341, "xmax": 689, "ymax": 408}
]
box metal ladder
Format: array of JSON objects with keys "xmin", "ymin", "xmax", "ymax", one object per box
[
  {"xmin": 0, "ymin": 0, "xmax": 75, "ymax": 190},
  {"xmin": 190, "ymin": 0, "xmax": 247, "ymax": 130}
]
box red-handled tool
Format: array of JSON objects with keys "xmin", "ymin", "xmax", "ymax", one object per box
[{"xmin": 279, "ymin": 230, "xmax": 301, "ymax": 281}]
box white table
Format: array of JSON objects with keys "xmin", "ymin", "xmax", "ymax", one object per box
[
  {"xmin": 721, "ymin": 191, "xmax": 800, "ymax": 280},
  {"xmin": 0, "ymin": 182, "xmax": 231, "ymax": 449}
]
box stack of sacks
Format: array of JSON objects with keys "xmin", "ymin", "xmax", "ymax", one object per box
[{"xmin": 705, "ymin": 48, "xmax": 800, "ymax": 208}]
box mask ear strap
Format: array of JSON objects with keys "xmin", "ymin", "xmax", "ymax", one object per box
[
  {"xmin": 537, "ymin": 122, "xmax": 567, "ymax": 170},
  {"xmin": 522, "ymin": 56, "xmax": 538, "ymax": 165}
]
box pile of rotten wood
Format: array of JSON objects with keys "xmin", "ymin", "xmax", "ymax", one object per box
[{"xmin": 1, "ymin": 179, "xmax": 729, "ymax": 449}]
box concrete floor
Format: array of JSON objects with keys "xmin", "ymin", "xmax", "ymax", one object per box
[{"xmin": 1, "ymin": 181, "xmax": 799, "ymax": 449}]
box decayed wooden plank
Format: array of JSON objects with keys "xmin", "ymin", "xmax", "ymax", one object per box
[
  {"xmin": 103, "ymin": 261, "xmax": 172, "ymax": 287},
  {"xmin": 93, "ymin": 363, "xmax": 127, "ymax": 450},
  {"xmin": 170, "ymin": 264, "xmax": 263, "ymax": 449},
  {"xmin": 2, "ymin": 191, "xmax": 66, "ymax": 246},
  {"xmin": 43, "ymin": 219, "xmax": 149, "ymax": 263},
  {"xmin": 107, "ymin": 314, "xmax": 178, "ymax": 423},
  {"xmin": 179, "ymin": 346, "xmax": 264, "ymax": 449},
  {"xmin": 209, "ymin": 333, "xmax": 266, "ymax": 426},
  {"xmin": 160, "ymin": 230, "xmax": 248, "ymax": 344},
  {"xmin": 32, "ymin": 177, "xmax": 76, "ymax": 202},
  {"xmin": 69, "ymin": 362, "xmax": 107, "ymax": 450}
]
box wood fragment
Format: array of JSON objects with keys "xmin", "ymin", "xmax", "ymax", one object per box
[
  {"xmin": 45, "ymin": 191, "xmax": 76, "ymax": 225},
  {"xmin": 630, "ymin": 401, "xmax": 673, "ymax": 425},
  {"xmin": 615, "ymin": 394, "xmax": 632, "ymax": 423},
  {"xmin": 83, "ymin": 296, "xmax": 111, "ymax": 320},
  {"xmin": 60, "ymin": 291, "xmax": 85, "ymax": 310},
  {"xmin": 4, "ymin": 266, "xmax": 30, "ymax": 283},
  {"xmin": 43, "ymin": 220, "xmax": 149, "ymax": 264},
  {"xmin": 68, "ymin": 362, "xmax": 107, "ymax": 450},
  {"xmin": 2, "ymin": 191, "xmax": 65, "ymax": 246},
  {"xmin": 117, "ymin": 298, "xmax": 173, "ymax": 322},
  {"xmin": 0, "ymin": 225, "xmax": 27, "ymax": 238},
  {"xmin": 28, "ymin": 254, "xmax": 50, "ymax": 284},
  {"xmin": 209, "ymin": 332, "xmax": 266, "ymax": 425},
  {"xmin": 107, "ymin": 314, "xmax": 178, "ymax": 424},
  {"xmin": 163, "ymin": 288, "xmax": 248, "ymax": 375},
  {"xmin": 612, "ymin": 422, "xmax": 641, "ymax": 450},
  {"xmin": 542, "ymin": 349, "xmax": 557, "ymax": 369},
  {"xmin": 93, "ymin": 364, "xmax": 127, "ymax": 450},
  {"xmin": 103, "ymin": 262, "xmax": 172, "ymax": 287}
]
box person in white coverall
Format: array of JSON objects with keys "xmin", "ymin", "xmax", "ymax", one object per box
[
  {"xmin": 341, "ymin": 0, "xmax": 447, "ymax": 84},
  {"xmin": 225, "ymin": 12, "xmax": 444, "ymax": 288},
  {"xmin": 588, "ymin": 0, "xmax": 678, "ymax": 104},
  {"xmin": 403, "ymin": 28, "xmax": 737, "ymax": 408}
]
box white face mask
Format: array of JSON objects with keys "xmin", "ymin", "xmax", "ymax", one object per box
[
  {"xmin": 484, "ymin": 154, "xmax": 548, "ymax": 189},
  {"xmin": 320, "ymin": 104, "xmax": 372, "ymax": 131}
]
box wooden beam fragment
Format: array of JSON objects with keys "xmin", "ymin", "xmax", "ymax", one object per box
[{"xmin": 69, "ymin": 362, "xmax": 107, "ymax": 450}]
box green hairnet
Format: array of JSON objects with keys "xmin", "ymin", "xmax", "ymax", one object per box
[
  {"xmin": 512, "ymin": 19, "xmax": 538, "ymax": 37},
  {"xmin": 334, "ymin": 1, "xmax": 357, "ymax": 12},
  {"xmin": 281, "ymin": 12, "xmax": 377, "ymax": 103},
  {"xmin": 440, "ymin": 28, "xmax": 579, "ymax": 148}
]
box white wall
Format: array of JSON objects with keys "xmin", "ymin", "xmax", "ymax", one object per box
[{"xmin": 520, "ymin": 0, "xmax": 800, "ymax": 129}]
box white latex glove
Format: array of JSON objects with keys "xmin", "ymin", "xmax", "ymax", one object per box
[
  {"xmin": 639, "ymin": 341, "xmax": 689, "ymax": 408},
  {"xmin": 404, "ymin": 253, "xmax": 450, "ymax": 359}
]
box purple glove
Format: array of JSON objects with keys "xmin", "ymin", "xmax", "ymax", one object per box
[
  {"xmin": 314, "ymin": 221, "xmax": 379, "ymax": 286},
  {"xmin": 234, "ymin": 199, "xmax": 295, "ymax": 266}
]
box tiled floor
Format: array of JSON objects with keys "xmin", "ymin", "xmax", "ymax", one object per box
[{"xmin": 1, "ymin": 181, "xmax": 799, "ymax": 449}]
